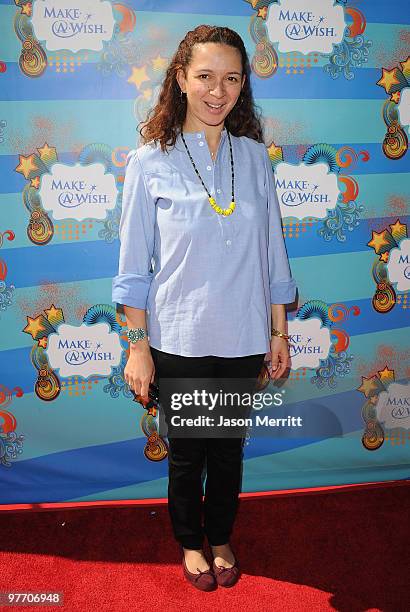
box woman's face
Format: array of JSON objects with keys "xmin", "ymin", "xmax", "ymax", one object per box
[{"xmin": 176, "ymin": 42, "xmax": 246, "ymax": 131}]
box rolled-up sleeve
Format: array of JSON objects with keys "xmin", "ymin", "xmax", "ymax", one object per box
[
  {"xmin": 261, "ymin": 143, "xmax": 297, "ymax": 304},
  {"xmin": 112, "ymin": 149, "xmax": 156, "ymax": 309}
]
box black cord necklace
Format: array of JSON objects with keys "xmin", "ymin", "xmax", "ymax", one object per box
[{"xmin": 180, "ymin": 129, "xmax": 236, "ymax": 216}]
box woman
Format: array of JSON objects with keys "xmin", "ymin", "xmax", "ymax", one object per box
[{"xmin": 112, "ymin": 25, "xmax": 297, "ymax": 591}]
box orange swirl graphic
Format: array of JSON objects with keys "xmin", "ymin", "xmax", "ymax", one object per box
[
  {"xmin": 338, "ymin": 176, "xmax": 359, "ymax": 203},
  {"xmin": 345, "ymin": 8, "xmax": 366, "ymax": 37},
  {"xmin": 0, "ymin": 409, "xmax": 17, "ymax": 433}
]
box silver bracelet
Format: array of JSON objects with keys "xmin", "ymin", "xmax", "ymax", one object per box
[{"xmin": 126, "ymin": 328, "xmax": 148, "ymax": 343}]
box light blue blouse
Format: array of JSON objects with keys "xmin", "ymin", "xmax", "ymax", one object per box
[{"xmin": 112, "ymin": 127, "xmax": 297, "ymax": 357}]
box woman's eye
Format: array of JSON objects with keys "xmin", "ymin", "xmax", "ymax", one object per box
[{"xmin": 198, "ymin": 75, "xmax": 238, "ymax": 82}]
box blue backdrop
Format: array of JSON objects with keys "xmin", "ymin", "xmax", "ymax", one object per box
[{"xmin": 0, "ymin": 0, "xmax": 409, "ymax": 504}]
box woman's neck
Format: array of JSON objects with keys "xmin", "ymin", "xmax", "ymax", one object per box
[
  {"xmin": 182, "ymin": 122, "xmax": 224, "ymax": 155},
  {"xmin": 182, "ymin": 120, "xmax": 224, "ymax": 139}
]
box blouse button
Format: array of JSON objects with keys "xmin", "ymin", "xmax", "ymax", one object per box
[
  {"xmin": 226, "ymin": 239, "xmax": 232, "ymax": 246},
  {"xmin": 197, "ymin": 133, "xmax": 202, "ymax": 138},
  {"xmin": 206, "ymin": 165, "xmax": 212, "ymax": 171},
  {"xmin": 217, "ymin": 188, "xmax": 221, "ymax": 194},
  {"xmin": 199, "ymin": 141, "xmax": 204, "ymax": 147}
]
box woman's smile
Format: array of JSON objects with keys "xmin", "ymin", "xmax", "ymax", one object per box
[{"xmin": 204, "ymin": 100, "xmax": 226, "ymax": 114}]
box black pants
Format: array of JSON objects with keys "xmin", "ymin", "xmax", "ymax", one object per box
[{"xmin": 150, "ymin": 347, "xmax": 265, "ymax": 550}]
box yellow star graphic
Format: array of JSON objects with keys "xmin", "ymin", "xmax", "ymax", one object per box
[
  {"xmin": 378, "ymin": 366, "xmax": 394, "ymax": 383},
  {"xmin": 127, "ymin": 65, "xmax": 150, "ymax": 89},
  {"xmin": 30, "ymin": 176, "xmax": 40, "ymax": 189},
  {"xmin": 23, "ymin": 315, "xmax": 46, "ymax": 339},
  {"xmin": 21, "ymin": 4, "xmax": 32, "ymax": 16},
  {"xmin": 15, "ymin": 154, "xmax": 39, "ymax": 179},
  {"xmin": 380, "ymin": 251, "xmax": 389, "ymax": 263},
  {"xmin": 267, "ymin": 142, "xmax": 283, "ymax": 159},
  {"xmin": 37, "ymin": 143, "xmax": 57, "ymax": 160},
  {"xmin": 358, "ymin": 376, "xmax": 379, "ymax": 397},
  {"xmin": 245, "ymin": 0, "xmax": 259, "ymax": 8},
  {"xmin": 400, "ymin": 57, "xmax": 410, "ymax": 73},
  {"xmin": 377, "ymin": 67, "xmax": 400, "ymax": 93},
  {"xmin": 258, "ymin": 6, "xmax": 268, "ymax": 19},
  {"xmin": 38, "ymin": 337, "xmax": 48, "ymax": 348},
  {"xmin": 367, "ymin": 230, "xmax": 390, "ymax": 253},
  {"xmin": 151, "ymin": 55, "xmax": 168, "ymax": 71},
  {"xmin": 44, "ymin": 304, "xmax": 64, "ymax": 322},
  {"xmin": 389, "ymin": 219, "xmax": 406, "ymax": 235},
  {"xmin": 390, "ymin": 91, "xmax": 400, "ymax": 103}
]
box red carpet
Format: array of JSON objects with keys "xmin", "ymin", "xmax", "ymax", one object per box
[{"xmin": 1, "ymin": 483, "xmax": 409, "ymax": 611}]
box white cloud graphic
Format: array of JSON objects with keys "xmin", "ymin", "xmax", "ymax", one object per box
[
  {"xmin": 375, "ymin": 382, "xmax": 410, "ymax": 430},
  {"xmin": 274, "ymin": 162, "xmax": 340, "ymax": 220},
  {"xmin": 387, "ymin": 238, "xmax": 410, "ymax": 292},
  {"xmin": 266, "ymin": 0, "xmax": 346, "ymax": 54},
  {"xmin": 31, "ymin": 0, "xmax": 115, "ymax": 52},
  {"xmin": 40, "ymin": 162, "xmax": 118, "ymax": 221},
  {"xmin": 46, "ymin": 322, "xmax": 122, "ymax": 378},
  {"xmin": 397, "ymin": 87, "xmax": 410, "ymax": 135},
  {"xmin": 287, "ymin": 318, "xmax": 332, "ymax": 370}
]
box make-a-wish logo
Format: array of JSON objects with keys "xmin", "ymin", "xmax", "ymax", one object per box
[
  {"xmin": 387, "ymin": 238, "xmax": 410, "ymax": 292},
  {"xmin": 266, "ymin": 0, "xmax": 346, "ymax": 54},
  {"xmin": 374, "ymin": 382, "xmax": 410, "ymax": 430},
  {"xmin": 46, "ymin": 322, "xmax": 122, "ymax": 378},
  {"xmin": 287, "ymin": 318, "xmax": 332, "ymax": 370},
  {"xmin": 40, "ymin": 163, "xmax": 118, "ymax": 221},
  {"xmin": 274, "ymin": 162, "xmax": 340, "ymax": 220},
  {"xmin": 31, "ymin": 0, "xmax": 115, "ymax": 52}
]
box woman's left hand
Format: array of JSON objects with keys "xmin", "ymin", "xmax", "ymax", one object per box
[{"xmin": 269, "ymin": 336, "xmax": 291, "ymax": 380}]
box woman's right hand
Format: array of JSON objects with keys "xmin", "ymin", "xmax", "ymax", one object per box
[{"xmin": 124, "ymin": 347, "xmax": 155, "ymax": 401}]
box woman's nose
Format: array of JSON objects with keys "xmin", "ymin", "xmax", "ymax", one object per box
[{"xmin": 209, "ymin": 82, "xmax": 226, "ymax": 97}]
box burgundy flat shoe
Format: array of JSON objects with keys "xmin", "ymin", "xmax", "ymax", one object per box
[
  {"xmin": 212, "ymin": 556, "xmax": 240, "ymax": 588},
  {"xmin": 182, "ymin": 553, "xmax": 217, "ymax": 591}
]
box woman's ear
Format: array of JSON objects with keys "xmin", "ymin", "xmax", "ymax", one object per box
[{"xmin": 176, "ymin": 68, "xmax": 186, "ymax": 93}]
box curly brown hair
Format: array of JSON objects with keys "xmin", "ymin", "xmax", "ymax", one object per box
[{"xmin": 138, "ymin": 24, "xmax": 264, "ymax": 152}]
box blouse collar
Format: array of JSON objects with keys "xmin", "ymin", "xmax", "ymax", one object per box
[{"xmin": 178, "ymin": 127, "xmax": 228, "ymax": 142}]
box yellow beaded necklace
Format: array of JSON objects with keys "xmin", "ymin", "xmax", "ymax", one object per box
[{"xmin": 181, "ymin": 130, "xmax": 236, "ymax": 216}]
